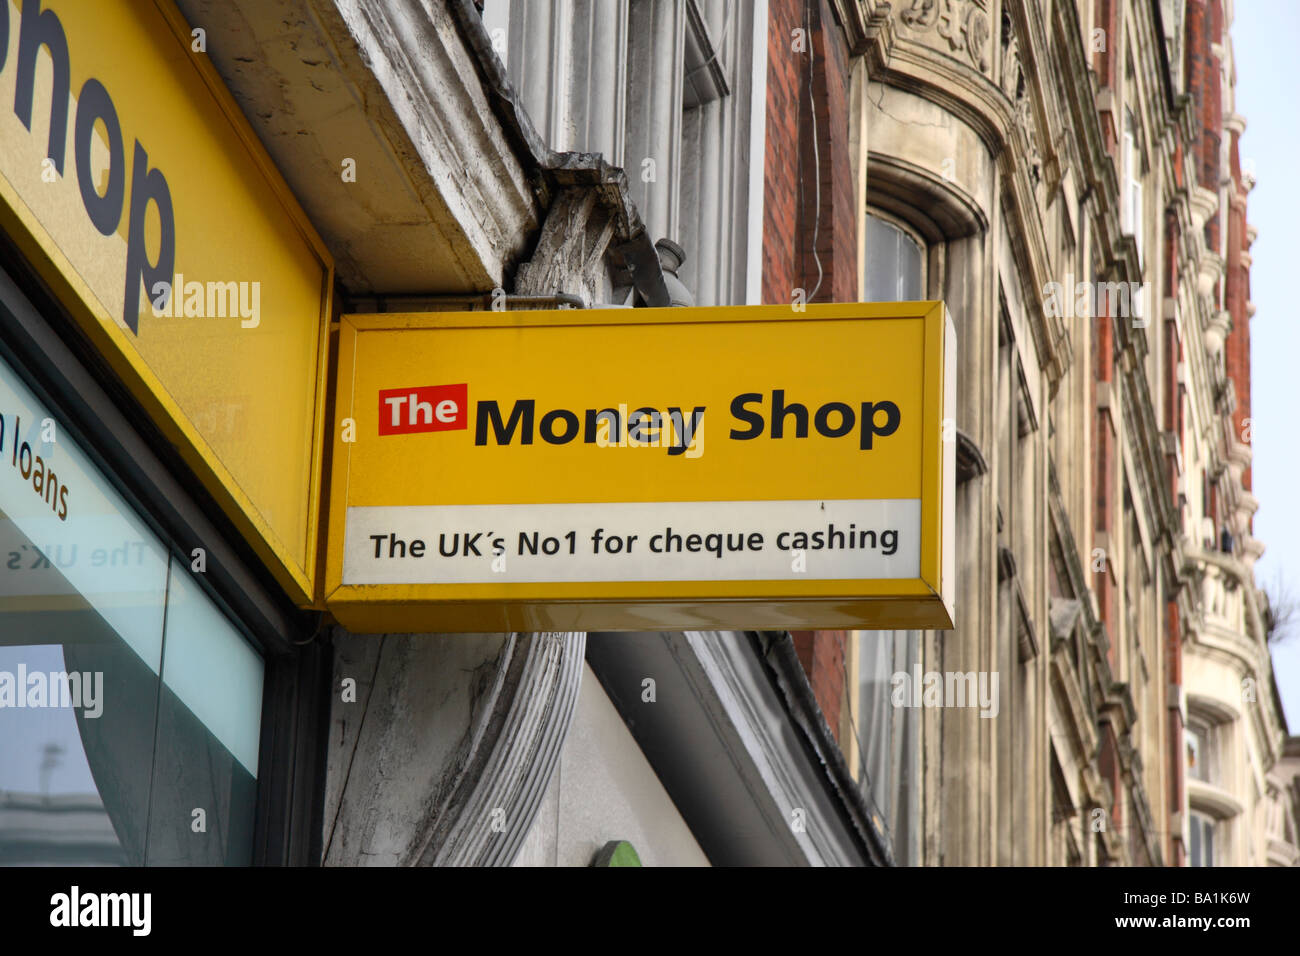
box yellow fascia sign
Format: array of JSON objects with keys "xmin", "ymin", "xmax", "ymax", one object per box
[
  {"xmin": 0, "ymin": 0, "xmax": 333, "ymax": 605},
  {"xmin": 326, "ymin": 302, "xmax": 956, "ymax": 633}
]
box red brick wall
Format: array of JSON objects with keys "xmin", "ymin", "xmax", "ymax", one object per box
[
  {"xmin": 762, "ymin": 0, "xmax": 856, "ymax": 306},
  {"xmin": 762, "ymin": 1, "xmax": 858, "ymax": 738},
  {"xmin": 1094, "ymin": 0, "xmax": 1119, "ymax": 156},
  {"xmin": 763, "ymin": 0, "xmax": 801, "ymax": 305},
  {"xmin": 1186, "ymin": 0, "xmax": 1223, "ymax": 250},
  {"xmin": 808, "ymin": 0, "xmax": 856, "ymax": 303},
  {"xmin": 1094, "ymin": 0, "xmax": 1117, "ymax": 88},
  {"xmin": 791, "ymin": 630, "xmax": 848, "ymax": 739}
]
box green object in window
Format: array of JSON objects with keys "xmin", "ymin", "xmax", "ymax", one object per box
[{"xmin": 592, "ymin": 841, "xmax": 642, "ymax": 867}]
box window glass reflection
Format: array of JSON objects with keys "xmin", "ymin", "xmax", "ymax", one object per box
[
  {"xmin": 0, "ymin": 352, "xmax": 261, "ymax": 866},
  {"xmin": 145, "ymin": 562, "xmax": 262, "ymax": 865}
]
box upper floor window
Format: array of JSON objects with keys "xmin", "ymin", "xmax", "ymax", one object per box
[
  {"xmin": 1186, "ymin": 715, "xmax": 1222, "ymax": 784},
  {"xmin": 1185, "ymin": 725, "xmax": 1207, "ymax": 781},
  {"xmin": 1122, "ymin": 108, "xmax": 1145, "ymax": 265},
  {"xmin": 864, "ymin": 212, "xmax": 924, "ymax": 301},
  {"xmin": 1189, "ymin": 811, "xmax": 1216, "ymax": 866}
]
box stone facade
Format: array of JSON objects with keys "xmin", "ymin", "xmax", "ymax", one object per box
[{"xmin": 801, "ymin": 0, "xmax": 1295, "ymax": 866}]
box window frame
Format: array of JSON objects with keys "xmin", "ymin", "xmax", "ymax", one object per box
[
  {"xmin": 863, "ymin": 206, "xmax": 930, "ymax": 302},
  {"xmin": 1188, "ymin": 810, "xmax": 1216, "ymax": 867},
  {"xmin": 0, "ymin": 242, "xmax": 330, "ymax": 866},
  {"xmin": 1122, "ymin": 106, "xmax": 1146, "ymax": 266}
]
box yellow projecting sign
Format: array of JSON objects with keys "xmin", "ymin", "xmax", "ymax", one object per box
[
  {"xmin": 0, "ymin": 0, "xmax": 332, "ymax": 605},
  {"xmin": 326, "ymin": 302, "xmax": 956, "ymax": 632}
]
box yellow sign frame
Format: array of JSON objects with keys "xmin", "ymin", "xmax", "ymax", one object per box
[
  {"xmin": 325, "ymin": 302, "xmax": 955, "ymax": 633},
  {"xmin": 0, "ymin": 0, "xmax": 334, "ymax": 606}
]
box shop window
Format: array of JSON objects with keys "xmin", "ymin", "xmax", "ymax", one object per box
[
  {"xmin": 863, "ymin": 213, "xmax": 925, "ymax": 301},
  {"xmin": 0, "ymin": 351, "xmax": 262, "ymax": 865}
]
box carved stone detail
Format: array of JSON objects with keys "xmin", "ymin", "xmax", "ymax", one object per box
[
  {"xmin": 1000, "ymin": 9, "xmax": 1043, "ymax": 191},
  {"xmin": 899, "ymin": 0, "xmax": 991, "ymax": 73}
]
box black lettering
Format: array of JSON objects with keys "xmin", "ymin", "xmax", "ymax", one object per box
[
  {"xmin": 14, "ymin": 0, "xmax": 71, "ymax": 174},
  {"xmin": 628, "ymin": 407, "xmax": 661, "ymax": 445},
  {"xmin": 476, "ymin": 399, "xmax": 534, "ymax": 446},
  {"xmin": 667, "ymin": 406, "xmax": 705, "ymax": 457},
  {"xmin": 771, "ymin": 389, "xmax": 807, "ymax": 439},
  {"xmin": 882, "ymin": 529, "xmax": 898, "ymax": 556},
  {"xmin": 0, "ymin": 0, "xmax": 9, "ymax": 74},
  {"xmin": 729, "ymin": 392, "xmax": 763, "ymax": 440},
  {"xmin": 123, "ymin": 141, "xmax": 174, "ymax": 334},
  {"xmin": 814, "ymin": 402, "xmax": 854, "ymax": 438},
  {"xmin": 861, "ymin": 401, "xmax": 901, "ymax": 449},
  {"xmin": 74, "ymin": 78, "xmax": 125, "ymax": 235},
  {"xmin": 539, "ymin": 408, "xmax": 579, "ymax": 444},
  {"xmin": 584, "ymin": 407, "xmax": 621, "ymax": 443}
]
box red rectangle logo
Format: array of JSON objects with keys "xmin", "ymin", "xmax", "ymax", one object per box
[{"xmin": 378, "ymin": 384, "xmax": 468, "ymax": 435}]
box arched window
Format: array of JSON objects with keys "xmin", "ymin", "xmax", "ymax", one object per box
[{"xmin": 863, "ymin": 212, "xmax": 925, "ymax": 301}]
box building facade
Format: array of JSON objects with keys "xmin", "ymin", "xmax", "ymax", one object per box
[
  {"xmin": 0, "ymin": 0, "xmax": 1294, "ymax": 867},
  {"xmin": 769, "ymin": 0, "xmax": 1298, "ymax": 867}
]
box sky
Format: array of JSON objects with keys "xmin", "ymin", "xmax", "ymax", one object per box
[{"xmin": 1233, "ymin": 1, "xmax": 1300, "ymax": 731}]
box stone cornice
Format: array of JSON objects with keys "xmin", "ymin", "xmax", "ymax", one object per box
[
  {"xmin": 1188, "ymin": 778, "xmax": 1245, "ymax": 819},
  {"xmin": 315, "ymin": 0, "xmax": 541, "ymax": 285}
]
